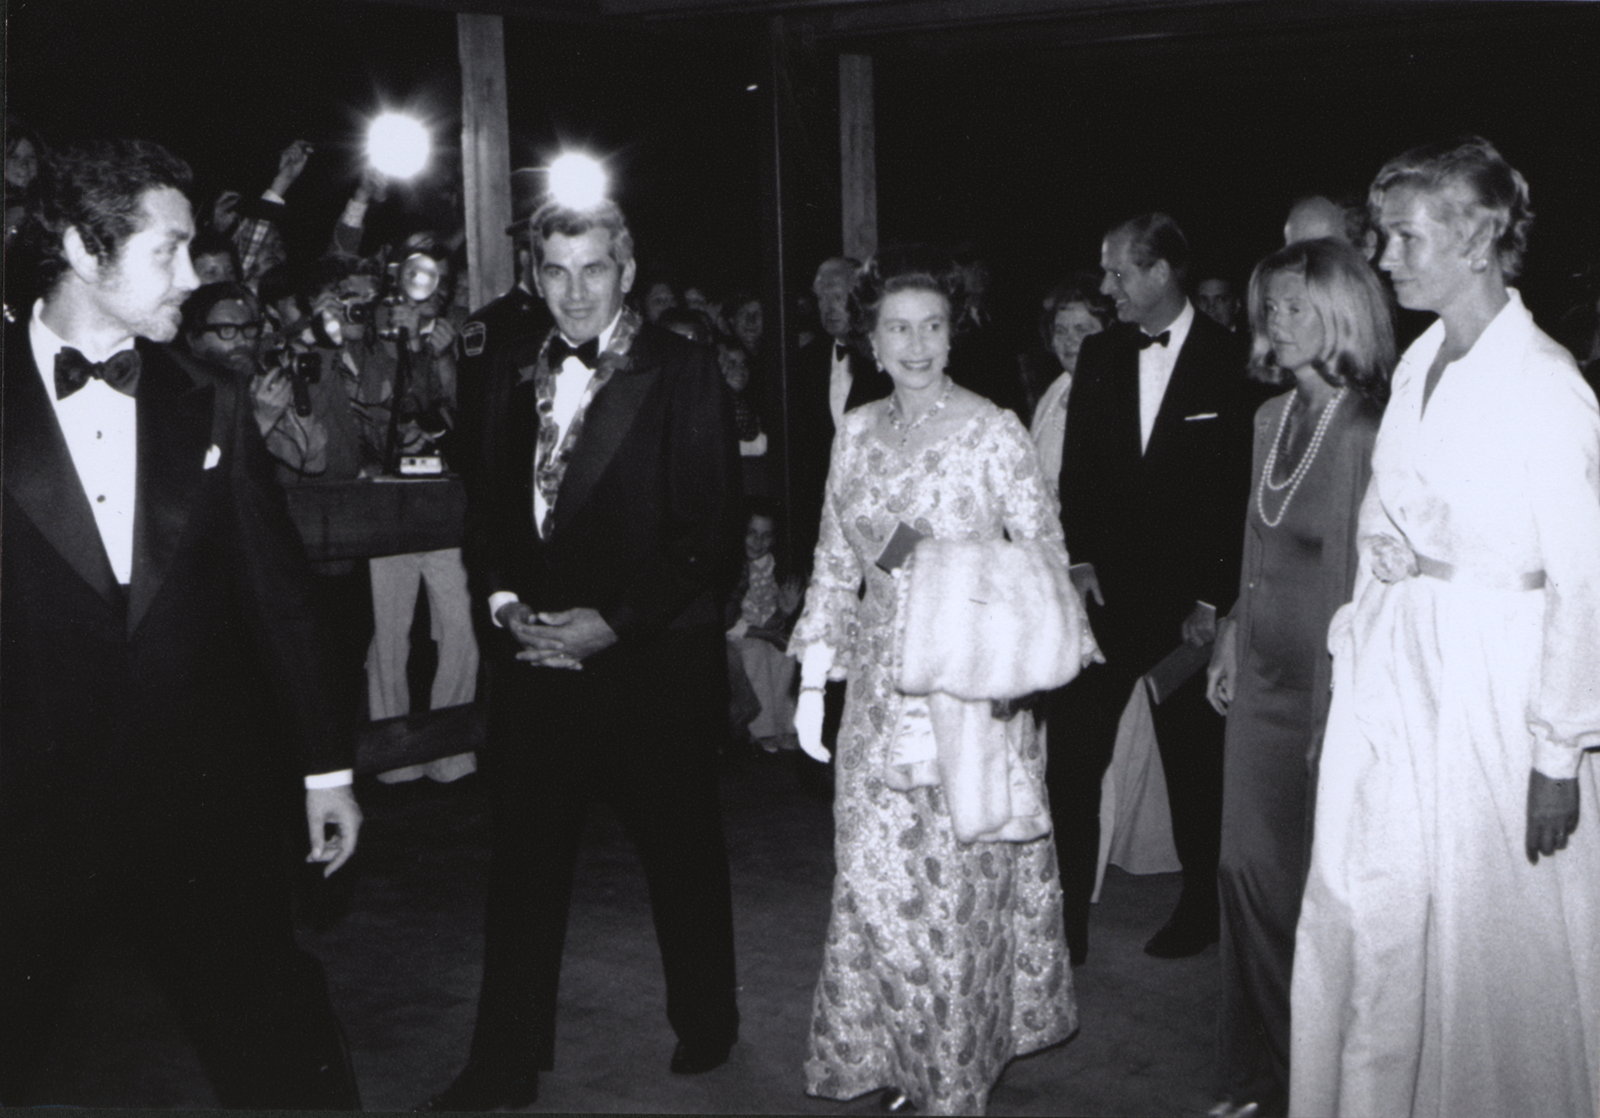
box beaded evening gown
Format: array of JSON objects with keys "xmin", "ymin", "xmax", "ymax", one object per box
[{"xmin": 791, "ymin": 399, "xmax": 1077, "ymax": 1116}]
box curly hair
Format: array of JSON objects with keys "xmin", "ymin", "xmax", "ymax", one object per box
[
  {"xmin": 1369, "ymin": 135, "xmax": 1534, "ymax": 281},
  {"xmin": 21, "ymin": 138, "xmax": 192, "ymax": 297},
  {"xmin": 1246, "ymin": 237, "xmax": 1395, "ymax": 406},
  {"xmin": 848, "ymin": 243, "xmax": 968, "ymax": 342}
]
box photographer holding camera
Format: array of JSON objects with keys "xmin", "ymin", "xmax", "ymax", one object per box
[
  {"xmin": 182, "ymin": 281, "xmax": 329, "ymax": 479},
  {"xmin": 307, "ymin": 250, "xmax": 478, "ymax": 773}
]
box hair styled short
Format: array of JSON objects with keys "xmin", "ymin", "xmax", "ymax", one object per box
[
  {"xmin": 1246, "ymin": 237, "xmax": 1395, "ymax": 405},
  {"xmin": 22, "ymin": 138, "xmax": 192, "ymax": 297},
  {"xmin": 1369, "ymin": 135, "xmax": 1534, "ymax": 281},
  {"xmin": 526, "ymin": 198, "xmax": 634, "ymax": 271},
  {"xmin": 181, "ymin": 280, "xmax": 259, "ymax": 338},
  {"xmin": 848, "ymin": 243, "xmax": 967, "ymax": 340},
  {"xmin": 1111, "ymin": 212, "xmax": 1191, "ymax": 286},
  {"xmin": 1039, "ymin": 272, "xmax": 1115, "ymax": 348}
]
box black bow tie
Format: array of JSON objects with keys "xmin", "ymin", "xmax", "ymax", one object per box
[
  {"xmin": 547, "ymin": 335, "xmax": 600, "ymax": 370},
  {"xmin": 833, "ymin": 342, "xmax": 850, "ymax": 363},
  {"xmin": 1137, "ymin": 330, "xmax": 1171, "ymax": 350},
  {"xmin": 55, "ymin": 346, "xmax": 142, "ymax": 400}
]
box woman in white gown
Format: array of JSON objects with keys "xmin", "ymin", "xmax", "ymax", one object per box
[{"xmin": 1289, "ymin": 137, "xmax": 1600, "ymax": 1118}]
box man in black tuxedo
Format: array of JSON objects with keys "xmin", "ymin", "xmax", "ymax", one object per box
[
  {"xmin": 426, "ymin": 197, "xmax": 741, "ymax": 1110},
  {"xmin": 0, "ymin": 139, "xmax": 361, "ymax": 1107},
  {"xmin": 783, "ymin": 255, "xmax": 891, "ymax": 574},
  {"xmin": 1048, "ymin": 212, "xmax": 1252, "ymax": 963}
]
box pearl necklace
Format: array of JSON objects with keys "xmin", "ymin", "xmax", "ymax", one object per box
[
  {"xmin": 1256, "ymin": 387, "xmax": 1347, "ymax": 528},
  {"xmin": 886, "ymin": 376, "xmax": 954, "ymax": 446}
]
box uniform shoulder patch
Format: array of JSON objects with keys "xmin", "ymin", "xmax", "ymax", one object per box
[{"xmin": 463, "ymin": 321, "xmax": 487, "ymax": 357}]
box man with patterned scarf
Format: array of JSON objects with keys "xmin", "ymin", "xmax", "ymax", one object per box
[{"xmin": 423, "ymin": 196, "xmax": 743, "ymax": 1111}]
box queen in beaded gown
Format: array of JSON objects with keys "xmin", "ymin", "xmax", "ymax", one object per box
[{"xmin": 789, "ymin": 395, "xmax": 1078, "ymax": 1115}]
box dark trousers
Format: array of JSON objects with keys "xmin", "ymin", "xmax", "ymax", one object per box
[
  {"xmin": 0, "ymin": 811, "xmax": 358, "ymax": 1108},
  {"xmin": 1045, "ymin": 646, "xmax": 1224, "ymax": 955},
  {"xmin": 467, "ymin": 627, "xmax": 739, "ymax": 1073}
]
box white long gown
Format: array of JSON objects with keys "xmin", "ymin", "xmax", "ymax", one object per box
[{"xmin": 1289, "ymin": 291, "xmax": 1600, "ymax": 1118}]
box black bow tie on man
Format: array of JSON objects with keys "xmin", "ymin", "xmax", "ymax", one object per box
[
  {"xmin": 55, "ymin": 346, "xmax": 142, "ymax": 399},
  {"xmin": 1137, "ymin": 330, "xmax": 1171, "ymax": 350},
  {"xmin": 833, "ymin": 342, "xmax": 850, "ymax": 363},
  {"xmin": 547, "ymin": 335, "xmax": 601, "ymax": 370}
]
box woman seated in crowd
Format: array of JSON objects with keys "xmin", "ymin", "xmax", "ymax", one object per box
[
  {"xmin": 1202, "ymin": 237, "xmax": 1393, "ymax": 1118},
  {"xmin": 726, "ymin": 501, "xmax": 803, "ymax": 754},
  {"xmin": 1291, "ymin": 136, "xmax": 1600, "ymax": 1118},
  {"xmin": 789, "ymin": 245, "xmax": 1088, "ymax": 1115},
  {"xmin": 1029, "ymin": 274, "xmax": 1112, "ymax": 496}
]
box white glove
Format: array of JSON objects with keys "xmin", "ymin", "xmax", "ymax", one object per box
[{"xmin": 794, "ymin": 687, "xmax": 830, "ymax": 762}]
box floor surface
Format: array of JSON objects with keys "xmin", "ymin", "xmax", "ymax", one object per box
[{"xmin": 37, "ymin": 748, "xmax": 1223, "ymax": 1117}]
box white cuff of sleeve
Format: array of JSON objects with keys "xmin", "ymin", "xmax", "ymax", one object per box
[
  {"xmin": 340, "ymin": 198, "xmax": 369, "ymax": 226},
  {"xmin": 262, "ymin": 188, "xmax": 286, "ymax": 205},
  {"xmin": 1532, "ymin": 732, "xmax": 1585, "ymax": 781},
  {"xmin": 488, "ymin": 591, "xmax": 520, "ymax": 627},
  {"xmin": 305, "ymin": 769, "xmax": 353, "ymax": 789}
]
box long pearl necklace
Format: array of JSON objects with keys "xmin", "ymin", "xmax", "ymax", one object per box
[
  {"xmin": 886, "ymin": 376, "xmax": 954, "ymax": 447},
  {"xmin": 1256, "ymin": 387, "xmax": 1347, "ymax": 528}
]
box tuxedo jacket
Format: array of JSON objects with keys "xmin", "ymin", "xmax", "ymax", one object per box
[
  {"xmin": 780, "ymin": 335, "xmax": 892, "ymax": 570},
  {"xmin": 1, "ymin": 317, "xmax": 347, "ymax": 866},
  {"xmin": 1058, "ymin": 311, "xmax": 1253, "ymax": 670},
  {"xmin": 465, "ymin": 321, "xmax": 741, "ymax": 660}
]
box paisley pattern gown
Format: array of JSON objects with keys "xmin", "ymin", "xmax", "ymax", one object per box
[{"xmin": 791, "ymin": 399, "xmax": 1078, "ymax": 1115}]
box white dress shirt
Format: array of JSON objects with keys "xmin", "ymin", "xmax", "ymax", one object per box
[
  {"xmin": 489, "ymin": 312, "xmax": 622, "ymax": 626},
  {"xmin": 1137, "ymin": 300, "xmax": 1195, "ymax": 454},
  {"xmin": 31, "ymin": 305, "xmax": 139, "ymax": 584},
  {"xmin": 31, "ymin": 304, "xmax": 350, "ymax": 791}
]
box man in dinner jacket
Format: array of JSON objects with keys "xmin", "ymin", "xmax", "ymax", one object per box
[
  {"xmin": 424, "ymin": 194, "xmax": 742, "ymax": 1111},
  {"xmin": 1049, "ymin": 212, "xmax": 1253, "ymax": 965},
  {"xmin": 0, "ymin": 138, "xmax": 361, "ymax": 1107}
]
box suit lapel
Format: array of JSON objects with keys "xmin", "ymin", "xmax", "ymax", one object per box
[
  {"xmin": 127, "ymin": 343, "xmax": 216, "ymax": 635},
  {"xmin": 1106, "ymin": 332, "xmax": 1144, "ymax": 466},
  {"xmin": 2, "ymin": 323, "xmax": 123, "ymax": 605},
  {"xmin": 551, "ymin": 334, "xmax": 657, "ymax": 535}
]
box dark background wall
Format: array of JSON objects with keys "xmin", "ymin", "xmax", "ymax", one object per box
[{"xmin": 8, "ymin": 0, "xmax": 1597, "ymax": 332}]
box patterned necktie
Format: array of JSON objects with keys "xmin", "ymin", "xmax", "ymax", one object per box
[
  {"xmin": 1137, "ymin": 330, "xmax": 1171, "ymax": 350},
  {"xmin": 55, "ymin": 346, "xmax": 142, "ymax": 399},
  {"xmin": 546, "ymin": 335, "xmax": 600, "ymax": 369}
]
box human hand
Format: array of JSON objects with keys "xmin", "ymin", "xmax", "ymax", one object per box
[
  {"xmin": 305, "ymin": 785, "xmax": 362, "ymax": 877},
  {"xmin": 1205, "ymin": 617, "xmax": 1238, "ymax": 716},
  {"xmin": 272, "ymin": 139, "xmax": 312, "ymax": 195},
  {"xmin": 210, "ymin": 189, "xmax": 242, "ymax": 233},
  {"xmin": 1526, "ymin": 769, "xmax": 1580, "ymax": 864},
  {"xmin": 512, "ymin": 607, "xmax": 618, "ymax": 666},
  {"xmin": 795, "ymin": 687, "xmax": 830, "ymax": 762},
  {"xmin": 425, "ymin": 315, "xmax": 457, "ymax": 355},
  {"xmin": 1070, "ymin": 563, "xmax": 1104, "ymax": 608},
  {"xmin": 1368, "ymin": 534, "xmax": 1418, "ymax": 584},
  {"xmin": 1182, "ymin": 601, "xmax": 1218, "ymax": 647},
  {"xmin": 252, "ymin": 369, "xmax": 294, "ymax": 429},
  {"xmin": 355, "ymin": 165, "xmax": 386, "ymax": 203},
  {"xmin": 498, "ymin": 601, "xmax": 583, "ymax": 670}
]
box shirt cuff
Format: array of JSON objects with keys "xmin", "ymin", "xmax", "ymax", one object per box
[
  {"xmin": 340, "ymin": 198, "xmax": 369, "ymax": 227},
  {"xmin": 488, "ymin": 591, "xmax": 520, "ymax": 627},
  {"xmin": 305, "ymin": 769, "xmax": 353, "ymax": 789},
  {"xmin": 262, "ymin": 188, "xmax": 286, "ymax": 205}
]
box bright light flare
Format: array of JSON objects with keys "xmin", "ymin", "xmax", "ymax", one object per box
[
  {"xmin": 366, "ymin": 112, "xmax": 430, "ymax": 179},
  {"xmin": 547, "ymin": 152, "xmax": 608, "ymax": 209}
]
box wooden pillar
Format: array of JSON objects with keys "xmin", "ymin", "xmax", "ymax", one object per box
[
  {"xmin": 838, "ymin": 53, "xmax": 877, "ymax": 261},
  {"xmin": 457, "ymin": 14, "xmax": 513, "ymax": 311}
]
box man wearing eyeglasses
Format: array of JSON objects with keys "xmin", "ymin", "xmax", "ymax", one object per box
[{"xmin": 182, "ymin": 281, "xmax": 330, "ymax": 478}]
